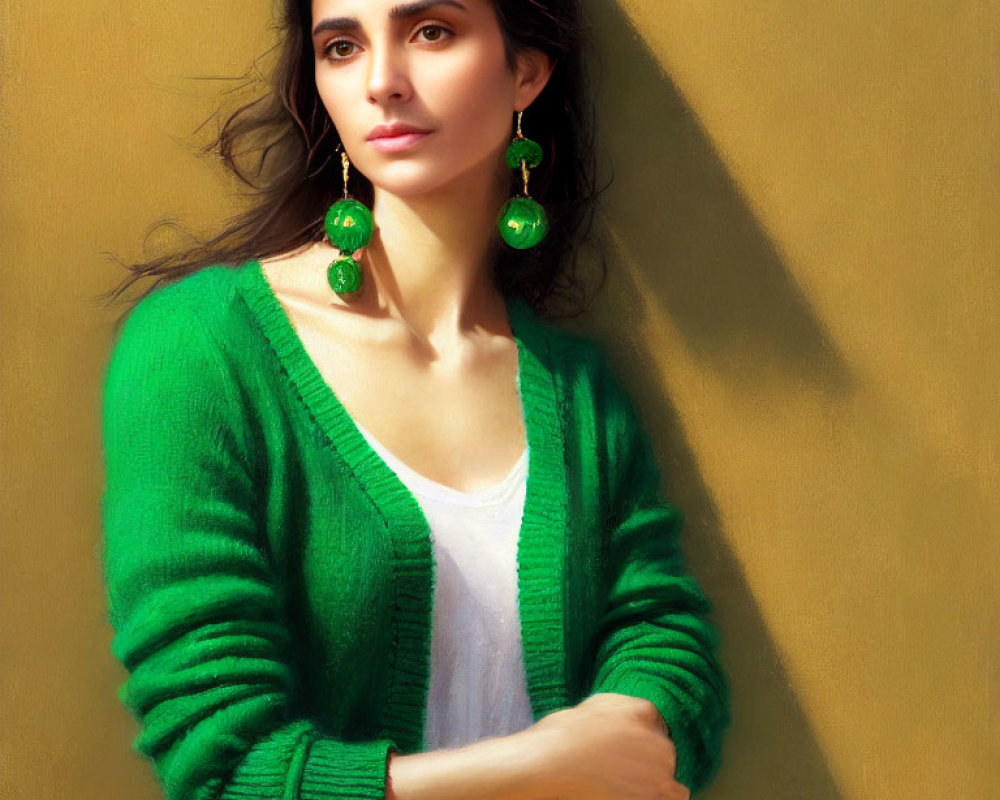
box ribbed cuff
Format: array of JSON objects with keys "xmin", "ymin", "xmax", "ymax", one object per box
[
  {"xmin": 300, "ymin": 736, "xmax": 397, "ymax": 800},
  {"xmin": 589, "ymin": 674, "xmax": 702, "ymax": 795},
  {"xmin": 218, "ymin": 721, "xmax": 397, "ymax": 800}
]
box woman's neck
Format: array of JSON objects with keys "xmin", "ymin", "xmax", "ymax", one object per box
[{"xmin": 362, "ymin": 157, "xmax": 511, "ymax": 351}]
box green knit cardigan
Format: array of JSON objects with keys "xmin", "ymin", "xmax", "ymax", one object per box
[{"xmin": 100, "ymin": 260, "xmax": 730, "ymax": 800}]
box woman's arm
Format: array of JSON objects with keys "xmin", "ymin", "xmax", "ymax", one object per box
[
  {"xmin": 101, "ymin": 292, "xmax": 397, "ymax": 800},
  {"xmin": 384, "ymin": 728, "xmax": 554, "ymax": 800},
  {"xmin": 385, "ymin": 694, "xmax": 691, "ymax": 800},
  {"xmin": 583, "ymin": 350, "xmax": 732, "ymax": 794}
]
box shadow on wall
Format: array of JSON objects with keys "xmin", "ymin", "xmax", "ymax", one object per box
[{"xmin": 569, "ymin": 3, "xmax": 851, "ymax": 797}]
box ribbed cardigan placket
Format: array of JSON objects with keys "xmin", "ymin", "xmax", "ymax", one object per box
[{"xmin": 239, "ymin": 259, "xmax": 573, "ymax": 754}]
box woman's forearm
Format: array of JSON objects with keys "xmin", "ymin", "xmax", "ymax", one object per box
[{"xmin": 385, "ymin": 726, "xmax": 556, "ymax": 800}]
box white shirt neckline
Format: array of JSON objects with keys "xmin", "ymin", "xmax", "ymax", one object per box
[{"xmin": 353, "ymin": 420, "xmax": 528, "ymax": 508}]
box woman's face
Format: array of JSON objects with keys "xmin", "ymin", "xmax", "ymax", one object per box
[{"xmin": 310, "ymin": 0, "xmax": 551, "ymax": 199}]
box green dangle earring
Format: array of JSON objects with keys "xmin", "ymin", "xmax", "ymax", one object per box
[
  {"xmin": 325, "ymin": 147, "xmax": 374, "ymax": 297},
  {"xmin": 497, "ymin": 110, "xmax": 548, "ymax": 249}
]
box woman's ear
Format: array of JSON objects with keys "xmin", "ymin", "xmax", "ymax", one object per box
[{"xmin": 514, "ymin": 48, "xmax": 556, "ymax": 111}]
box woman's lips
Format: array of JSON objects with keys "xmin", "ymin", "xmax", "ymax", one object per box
[{"xmin": 368, "ymin": 131, "xmax": 432, "ymax": 153}]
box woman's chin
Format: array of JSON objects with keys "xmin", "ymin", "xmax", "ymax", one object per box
[
  {"xmin": 368, "ymin": 170, "xmax": 469, "ymax": 202},
  {"xmin": 367, "ymin": 157, "xmax": 505, "ymax": 204}
]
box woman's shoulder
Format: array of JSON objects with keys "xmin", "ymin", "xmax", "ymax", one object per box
[
  {"xmin": 111, "ymin": 262, "xmax": 257, "ymax": 352},
  {"xmin": 101, "ymin": 265, "xmax": 261, "ymax": 458},
  {"xmin": 104, "ymin": 262, "xmax": 261, "ymax": 397},
  {"xmin": 120, "ymin": 263, "xmax": 250, "ymax": 329},
  {"xmin": 512, "ymin": 303, "xmax": 612, "ymax": 380},
  {"xmin": 515, "ymin": 306, "xmax": 646, "ymax": 423}
]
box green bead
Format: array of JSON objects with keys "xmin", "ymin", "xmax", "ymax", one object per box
[
  {"xmin": 505, "ymin": 137, "xmax": 543, "ymax": 170},
  {"xmin": 497, "ymin": 197, "xmax": 548, "ymax": 249},
  {"xmin": 327, "ymin": 256, "xmax": 363, "ymax": 295},
  {"xmin": 324, "ymin": 198, "xmax": 373, "ymax": 253}
]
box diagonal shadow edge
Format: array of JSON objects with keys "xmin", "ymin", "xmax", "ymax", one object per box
[
  {"xmin": 551, "ymin": 3, "xmax": 852, "ymax": 797},
  {"xmin": 567, "ymin": 251, "xmax": 844, "ymax": 799},
  {"xmin": 583, "ymin": 1, "xmax": 852, "ymax": 399}
]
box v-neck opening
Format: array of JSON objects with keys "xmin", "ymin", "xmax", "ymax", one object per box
[
  {"xmin": 239, "ymin": 257, "xmax": 528, "ymax": 508},
  {"xmin": 355, "ymin": 417, "xmax": 529, "ymax": 505},
  {"xmin": 235, "ymin": 257, "xmax": 571, "ymax": 752}
]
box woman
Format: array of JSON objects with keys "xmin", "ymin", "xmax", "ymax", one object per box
[{"xmin": 100, "ymin": 1, "xmax": 730, "ymax": 799}]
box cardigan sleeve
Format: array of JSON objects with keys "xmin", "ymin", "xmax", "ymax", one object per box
[
  {"xmin": 586, "ymin": 351, "xmax": 731, "ymax": 795},
  {"xmin": 100, "ymin": 292, "xmax": 397, "ymax": 800}
]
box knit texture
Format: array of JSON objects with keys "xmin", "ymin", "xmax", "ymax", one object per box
[{"xmin": 100, "ymin": 260, "xmax": 730, "ymax": 800}]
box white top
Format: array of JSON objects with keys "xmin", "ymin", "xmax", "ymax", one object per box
[{"xmin": 354, "ymin": 420, "xmax": 535, "ymax": 751}]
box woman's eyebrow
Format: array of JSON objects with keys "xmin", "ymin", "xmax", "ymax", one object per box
[{"xmin": 313, "ymin": 1, "xmax": 469, "ymax": 36}]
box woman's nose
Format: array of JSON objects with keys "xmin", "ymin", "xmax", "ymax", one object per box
[{"xmin": 366, "ymin": 38, "xmax": 411, "ymax": 105}]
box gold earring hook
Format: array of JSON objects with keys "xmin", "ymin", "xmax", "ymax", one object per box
[
  {"xmin": 340, "ymin": 150, "xmax": 350, "ymax": 199},
  {"xmin": 514, "ymin": 111, "xmax": 530, "ymax": 196}
]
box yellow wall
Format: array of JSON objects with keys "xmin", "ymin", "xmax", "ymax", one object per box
[{"xmin": 1, "ymin": 2, "xmax": 995, "ymax": 799}]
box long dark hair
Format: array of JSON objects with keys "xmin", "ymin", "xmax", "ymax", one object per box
[{"xmin": 100, "ymin": 0, "xmax": 607, "ymax": 323}]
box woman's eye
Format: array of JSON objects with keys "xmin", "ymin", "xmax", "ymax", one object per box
[
  {"xmin": 324, "ymin": 40, "xmax": 357, "ymax": 60},
  {"xmin": 416, "ymin": 24, "xmax": 452, "ymax": 43}
]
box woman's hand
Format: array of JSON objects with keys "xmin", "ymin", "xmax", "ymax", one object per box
[{"xmin": 529, "ymin": 692, "xmax": 690, "ymax": 800}]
